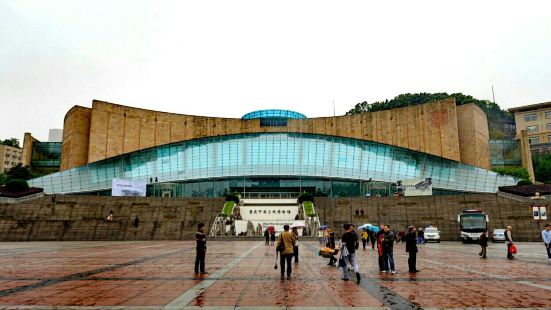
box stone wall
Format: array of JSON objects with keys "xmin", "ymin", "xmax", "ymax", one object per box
[
  {"xmin": 0, "ymin": 195, "xmax": 223, "ymax": 241},
  {"xmin": 0, "ymin": 194, "xmax": 545, "ymax": 241},
  {"xmin": 315, "ymin": 194, "xmax": 543, "ymax": 241},
  {"xmin": 60, "ymin": 98, "xmax": 474, "ymax": 170}
]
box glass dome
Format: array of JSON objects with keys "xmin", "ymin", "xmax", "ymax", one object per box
[{"xmin": 242, "ymin": 109, "xmax": 306, "ymax": 120}]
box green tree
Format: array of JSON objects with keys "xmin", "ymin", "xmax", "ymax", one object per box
[
  {"xmin": 492, "ymin": 167, "xmax": 529, "ymax": 180},
  {"xmin": 6, "ymin": 164, "xmax": 32, "ymax": 180},
  {"xmin": 0, "ymin": 138, "xmax": 20, "ymax": 148},
  {"xmin": 532, "ymin": 153, "xmax": 551, "ymax": 183}
]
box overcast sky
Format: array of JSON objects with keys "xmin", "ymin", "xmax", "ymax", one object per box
[{"xmin": 1, "ymin": 0, "xmax": 550, "ymax": 142}]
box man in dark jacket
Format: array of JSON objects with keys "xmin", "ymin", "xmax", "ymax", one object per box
[
  {"xmin": 405, "ymin": 226, "xmax": 419, "ymax": 273},
  {"xmin": 479, "ymin": 231, "xmax": 488, "ymax": 258},
  {"xmin": 341, "ymin": 224, "xmax": 361, "ymax": 283},
  {"xmin": 382, "ymin": 224, "xmax": 396, "ymax": 273},
  {"xmin": 195, "ymin": 223, "xmax": 208, "ymax": 275}
]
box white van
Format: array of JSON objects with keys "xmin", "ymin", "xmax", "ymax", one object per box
[{"xmin": 424, "ymin": 227, "xmax": 441, "ymax": 243}]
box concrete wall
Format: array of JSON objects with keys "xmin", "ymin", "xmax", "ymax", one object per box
[
  {"xmin": 0, "ymin": 194, "xmax": 545, "ymax": 241},
  {"xmin": 456, "ymin": 104, "xmax": 491, "ymax": 169},
  {"xmin": 60, "ymin": 98, "xmax": 471, "ymax": 170}
]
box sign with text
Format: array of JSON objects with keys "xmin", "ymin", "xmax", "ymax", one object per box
[
  {"xmin": 112, "ymin": 179, "xmax": 147, "ymax": 197},
  {"xmin": 533, "ymin": 206, "xmax": 548, "ymax": 220},
  {"xmin": 397, "ymin": 178, "xmax": 432, "ymax": 196}
]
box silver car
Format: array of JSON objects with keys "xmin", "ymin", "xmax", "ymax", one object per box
[{"xmin": 492, "ymin": 229, "xmax": 505, "ymax": 242}]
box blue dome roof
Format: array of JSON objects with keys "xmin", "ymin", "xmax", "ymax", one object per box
[{"xmin": 242, "ymin": 109, "xmax": 306, "ymax": 120}]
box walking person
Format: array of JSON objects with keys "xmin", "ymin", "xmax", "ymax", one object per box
[
  {"xmin": 382, "ymin": 224, "xmax": 396, "ymax": 274},
  {"xmin": 542, "ymin": 223, "xmax": 551, "ymax": 260},
  {"xmin": 505, "ymin": 225, "xmax": 515, "ymax": 259},
  {"xmin": 405, "ymin": 226, "xmax": 419, "ymax": 273},
  {"xmin": 479, "ymin": 231, "xmax": 488, "ymax": 258},
  {"xmin": 361, "ymin": 229, "xmax": 369, "ymax": 250},
  {"xmin": 417, "ymin": 227, "xmax": 425, "ymax": 244},
  {"xmin": 327, "ymin": 231, "xmax": 337, "ymax": 266},
  {"xmin": 194, "ymin": 223, "xmax": 208, "ymax": 275},
  {"xmin": 292, "ymin": 227, "xmax": 300, "ymax": 263},
  {"xmin": 270, "ymin": 230, "xmax": 276, "ymax": 245},
  {"xmin": 264, "ymin": 228, "xmax": 270, "ymax": 246},
  {"xmin": 341, "ymin": 223, "xmax": 361, "ymax": 283},
  {"xmin": 318, "ymin": 229, "xmax": 324, "ymax": 245},
  {"xmin": 369, "ymin": 229, "xmax": 377, "ymax": 250},
  {"xmin": 277, "ymin": 224, "xmax": 295, "ymax": 280}
]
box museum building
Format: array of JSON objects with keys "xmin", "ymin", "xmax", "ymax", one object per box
[{"xmin": 27, "ymin": 98, "xmax": 518, "ymax": 197}]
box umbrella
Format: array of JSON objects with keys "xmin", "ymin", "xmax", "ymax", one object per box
[
  {"xmin": 367, "ymin": 226, "xmax": 379, "ymax": 233},
  {"xmin": 357, "ymin": 223, "xmax": 373, "ymax": 230},
  {"xmin": 319, "ymin": 225, "xmax": 329, "ymax": 230},
  {"xmin": 290, "ymin": 221, "xmax": 306, "ymax": 229}
]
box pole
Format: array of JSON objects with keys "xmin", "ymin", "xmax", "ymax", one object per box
[{"xmin": 492, "ymin": 85, "xmax": 496, "ymax": 104}]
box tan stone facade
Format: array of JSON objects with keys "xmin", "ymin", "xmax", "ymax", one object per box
[
  {"xmin": 510, "ymin": 101, "xmax": 551, "ymax": 149},
  {"xmin": 60, "ymin": 98, "xmax": 490, "ymax": 171}
]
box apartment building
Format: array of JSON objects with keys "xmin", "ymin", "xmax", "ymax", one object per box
[
  {"xmin": 0, "ymin": 145, "xmax": 22, "ymax": 173},
  {"xmin": 509, "ymin": 101, "xmax": 551, "ymax": 153}
]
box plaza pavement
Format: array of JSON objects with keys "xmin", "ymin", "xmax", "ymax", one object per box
[{"xmin": 0, "ymin": 240, "xmax": 549, "ymax": 309}]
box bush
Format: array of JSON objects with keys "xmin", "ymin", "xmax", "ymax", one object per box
[
  {"xmin": 222, "ymin": 201, "xmax": 235, "ymax": 216},
  {"xmin": 492, "ymin": 167, "xmax": 530, "ymax": 180},
  {"xmin": 225, "ymin": 193, "xmax": 240, "ymax": 204},
  {"xmin": 5, "ymin": 179, "xmax": 29, "ymax": 192},
  {"xmin": 297, "ymin": 193, "xmax": 314, "ymax": 204},
  {"xmin": 303, "ymin": 201, "xmax": 315, "ymax": 216},
  {"xmin": 517, "ymin": 180, "xmax": 533, "ymax": 186}
]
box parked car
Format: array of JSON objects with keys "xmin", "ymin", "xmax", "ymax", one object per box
[
  {"xmin": 424, "ymin": 227, "xmax": 441, "ymax": 242},
  {"xmin": 492, "ymin": 228, "xmax": 505, "ymax": 242}
]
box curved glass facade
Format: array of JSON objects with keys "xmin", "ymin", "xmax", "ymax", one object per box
[
  {"xmin": 242, "ymin": 109, "xmax": 306, "ymax": 120},
  {"xmin": 28, "ymin": 133, "xmax": 518, "ymax": 195}
]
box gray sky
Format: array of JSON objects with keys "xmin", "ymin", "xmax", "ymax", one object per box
[{"xmin": 1, "ymin": 0, "xmax": 550, "ymax": 142}]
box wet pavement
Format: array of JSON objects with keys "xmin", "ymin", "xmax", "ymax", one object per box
[{"xmin": 0, "ymin": 240, "xmax": 550, "ymax": 309}]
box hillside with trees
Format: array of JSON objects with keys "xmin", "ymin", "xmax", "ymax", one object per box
[{"xmin": 345, "ymin": 93, "xmax": 514, "ymax": 139}]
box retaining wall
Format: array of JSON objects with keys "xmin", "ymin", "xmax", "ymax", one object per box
[{"xmin": 0, "ymin": 194, "xmax": 546, "ymax": 241}]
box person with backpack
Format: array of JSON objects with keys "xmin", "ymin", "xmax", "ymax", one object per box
[{"xmin": 341, "ymin": 223, "xmax": 361, "ymax": 283}]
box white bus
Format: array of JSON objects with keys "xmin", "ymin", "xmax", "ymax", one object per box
[{"xmin": 458, "ymin": 210, "xmax": 488, "ymax": 242}]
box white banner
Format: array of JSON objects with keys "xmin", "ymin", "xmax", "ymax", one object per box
[
  {"xmin": 533, "ymin": 206, "xmax": 540, "ymax": 220},
  {"xmin": 397, "ymin": 178, "xmax": 432, "ymax": 196},
  {"xmin": 112, "ymin": 179, "xmax": 147, "ymax": 197},
  {"xmin": 541, "ymin": 207, "xmax": 547, "ymax": 220}
]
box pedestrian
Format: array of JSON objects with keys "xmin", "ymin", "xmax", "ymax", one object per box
[
  {"xmin": 323, "ymin": 228, "xmax": 329, "ymax": 246},
  {"xmin": 292, "ymin": 227, "xmax": 300, "ymax": 263},
  {"xmin": 133, "ymin": 215, "xmax": 140, "ymax": 228},
  {"xmin": 361, "ymin": 229, "xmax": 369, "ymax": 250},
  {"xmin": 327, "ymin": 231, "xmax": 337, "ymax": 266},
  {"xmin": 194, "ymin": 223, "xmax": 208, "ymax": 275},
  {"xmin": 479, "ymin": 231, "xmax": 488, "ymax": 258},
  {"xmin": 405, "ymin": 226, "xmax": 419, "ymax": 273},
  {"xmin": 382, "ymin": 224, "xmax": 396, "ymax": 274},
  {"xmin": 341, "ymin": 223, "xmax": 361, "ymax": 283},
  {"xmin": 277, "ymin": 224, "xmax": 295, "ymax": 280},
  {"xmin": 264, "ymin": 228, "xmax": 270, "ymax": 246},
  {"xmin": 541, "ymin": 223, "xmax": 551, "ymax": 260},
  {"xmin": 270, "ymin": 230, "xmax": 276, "ymax": 245},
  {"xmin": 377, "ymin": 225, "xmax": 385, "ymax": 272},
  {"xmin": 417, "ymin": 227, "xmax": 425, "ymax": 244},
  {"xmin": 369, "ymin": 229, "xmax": 376, "ymax": 250},
  {"xmin": 106, "ymin": 210, "xmax": 113, "ymax": 221},
  {"xmin": 505, "ymin": 225, "xmax": 515, "ymax": 259},
  {"xmin": 318, "ymin": 229, "xmax": 324, "ymax": 245},
  {"xmin": 399, "ymin": 230, "xmax": 406, "ymax": 243}
]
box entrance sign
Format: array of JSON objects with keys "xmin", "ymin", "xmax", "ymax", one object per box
[
  {"xmin": 112, "ymin": 179, "xmax": 147, "ymax": 197},
  {"xmin": 397, "ymin": 178, "xmax": 432, "ymax": 196}
]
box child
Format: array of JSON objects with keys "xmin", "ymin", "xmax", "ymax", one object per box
[{"xmin": 479, "ymin": 231, "xmax": 488, "ymax": 258}]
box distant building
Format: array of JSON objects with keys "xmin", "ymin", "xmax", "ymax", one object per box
[
  {"xmin": 509, "ymin": 101, "xmax": 551, "ymax": 154},
  {"xmin": 21, "ymin": 133, "xmax": 61, "ymax": 176},
  {"xmin": 0, "ymin": 144, "xmax": 22, "ymax": 174},
  {"xmin": 48, "ymin": 129, "xmax": 63, "ymax": 142}
]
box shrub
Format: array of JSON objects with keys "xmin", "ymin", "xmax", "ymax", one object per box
[
  {"xmin": 297, "ymin": 193, "xmax": 314, "ymax": 204},
  {"xmin": 222, "ymin": 201, "xmax": 235, "ymax": 215},
  {"xmin": 492, "ymin": 167, "xmax": 530, "ymax": 180},
  {"xmin": 5, "ymin": 179, "xmax": 29, "ymax": 192},
  {"xmin": 303, "ymin": 200, "xmax": 315, "ymax": 216},
  {"xmin": 517, "ymin": 179, "xmax": 533, "ymax": 186},
  {"xmin": 225, "ymin": 193, "xmax": 240, "ymax": 204}
]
